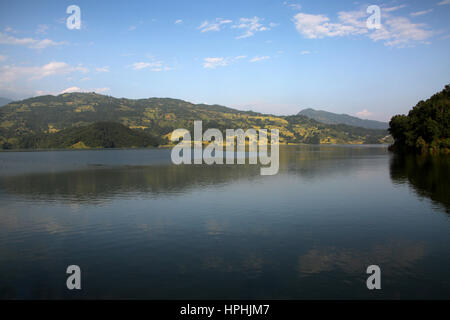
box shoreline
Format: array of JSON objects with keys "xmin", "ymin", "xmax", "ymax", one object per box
[{"xmin": 0, "ymin": 143, "xmax": 392, "ymax": 153}]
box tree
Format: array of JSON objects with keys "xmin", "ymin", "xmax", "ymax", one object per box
[{"xmin": 389, "ymin": 84, "xmax": 450, "ymax": 154}]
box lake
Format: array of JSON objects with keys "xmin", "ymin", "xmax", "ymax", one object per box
[{"xmin": 0, "ymin": 145, "xmax": 449, "ymax": 299}]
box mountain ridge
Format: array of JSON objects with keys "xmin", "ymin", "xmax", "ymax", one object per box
[
  {"xmin": 0, "ymin": 92, "xmax": 391, "ymax": 149},
  {"xmin": 298, "ymin": 108, "xmax": 388, "ymax": 130}
]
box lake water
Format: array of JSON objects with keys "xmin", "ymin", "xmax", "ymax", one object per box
[{"xmin": 0, "ymin": 145, "xmax": 449, "ymax": 299}]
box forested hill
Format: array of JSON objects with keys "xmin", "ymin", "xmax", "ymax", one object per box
[
  {"xmin": 389, "ymin": 85, "xmax": 450, "ymax": 154},
  {"xmin": 0, "ymin": 92, "xmax": 391, "ymax": 149},
  {"xmin": 298, "ymin": 108, "xmax": 388, "ymax": 130},
  {"xmin": 11, "ymin": 122, "xmax": 162, "ymax": 150}
]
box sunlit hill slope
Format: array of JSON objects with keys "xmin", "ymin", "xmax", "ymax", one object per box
[{"xmin": 0, "ymin": 92, "xmax": 391, "ymax": 149}]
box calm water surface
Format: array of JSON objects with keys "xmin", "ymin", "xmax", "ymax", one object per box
[{"xmin": 0, "ymin": 145, "xmax": 449, "ymax": 299}]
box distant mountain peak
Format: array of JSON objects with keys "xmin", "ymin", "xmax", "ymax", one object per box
[{"xmin": 298, "ymin": 108, "xmax": 388, "ymax": 130}]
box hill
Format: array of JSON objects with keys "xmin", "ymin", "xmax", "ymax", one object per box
[
  {"xmin": 0, "ymin": 97, "xmax": 13, "ymax": 107},
  {"xmin": 389, "ymin": 85, "xmax": 450, "ymax": 154},
  {"xmin": 298, "ymin": 108, "xmax": 388, "ymax": 130},
  {"xmin": 8, "ymin": 122, "xmax": 162, "ymax": 150},
  {"xmin": 0, "ymin": 92, "xmax": 391, "ymax": 149}
]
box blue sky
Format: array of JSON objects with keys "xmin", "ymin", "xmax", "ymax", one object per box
[{"xmin": 0, "ymin": 0, "xmax": 449, "ymax": 121}]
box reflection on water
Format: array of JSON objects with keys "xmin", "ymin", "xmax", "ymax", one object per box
[
  {"xmin": 298, "ymin": 240, "xmax": 427, "ymax": 276},
  {"xmin": 390, "ymin": 154, "xmax": 450, "ymax": 214},
  {"xmin": 0, "ymin": 164, "xmax": 261, "ymax": 203},
  {"xmin": 0, "ymin": 146, "xmax": 449, "ymax": 299},
  {"xmin": 0, "ymin": 145, "xmax": 388, "ymax": 203}
]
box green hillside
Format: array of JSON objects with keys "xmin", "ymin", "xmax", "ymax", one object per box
[
  {"xmin": 5, "ymin": 122, "xmax": 162, "ymax": 150},
  {"xmin": 0, "ymin": 92, "xmax": 391, "ymax": 149}
]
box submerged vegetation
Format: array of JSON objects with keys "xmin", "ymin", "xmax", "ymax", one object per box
[{"xmin": 389, "ymin": 85, "xmax": 450, "ymax": 155}]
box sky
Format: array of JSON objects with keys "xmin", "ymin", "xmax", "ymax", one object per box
[{"xmin": 0, "ymin": 0, "xmax": 449, "ymax": 121}]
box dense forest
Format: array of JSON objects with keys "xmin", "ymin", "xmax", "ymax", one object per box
[
  {"xmin": 0, "ymin": 92, "xmax": 391, "ymax": 150},
  {"xmin": 389, "ymin": 85, "xmax": 450, "ymax": 154},
  {"xmin": 6, "ymin": 122, "xmax": 162, "ymax": 150}
]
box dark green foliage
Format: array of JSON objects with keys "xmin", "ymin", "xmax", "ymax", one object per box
[
  {"xmin": 17, "ymin": 122, "xmax": 162, "ymax": 149},
  {"xmin": 389, "ymin": 85, "xmax": 450, "ymax": 154},
  {"xmin": 1, "ymin": 141, "xmax": 12, "ymax": 149}
]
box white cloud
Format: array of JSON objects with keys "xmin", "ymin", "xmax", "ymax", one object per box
[
  {"xmin": 198, "ymin": 18, "xmax": 232, "ymax": 32},
  {"xmin": 283, "ymin": 2, "xmax": 302, "ymax": 10},
  {"xmin": 131, "ymin": 61, "xmax": 171, "ymax": 71},
  {"xmin": 4, "ymin": 27, "xmax": 17, "ymax": 33},
  {"xmin": 250, "ymin": 56, "xmax": 270, "ymax": 62},
  {"xmin": 203, "ymin": 55, "xmax": 246, "ymax": 69},
  {"xmin": 438, "ymin": 0, "xmax": 450, "ymax": 5},
  {"xmin": 337, "ymin": 10, "xmax": 369, "ymax": 30},
  {"xmin": 293, "ymin": 9, "xmax": 433, "ymax": 47},
  {"xmin": 203, "ymin": 57, "xmax": 228, "ymax": 69},
  {"xmin": 34, "ymin": 90, "xmax": 49, "ymax": 96},
  {"xmin": 383, "ymin": 5, "xmax": 407, "ymax": 13},
  {"xmin": 198, "ymin": 17, "xmax": 275, "ymax": 39},
  {"xmin": 95, "ymin": 66, "xmax": 110, "ymax": 72},
  {"xmin": 369, "ymin": 17, "xmax": 433, "ymax": 47},
  {"xmin": 175, "ymin": 19, "xmax": 183, "ymax": 24},
  {"xmin": 356, "ymin": 109, "xmax": 373, "ymax": 118},
  {"xmin": 60, "ymin": 86, "xmax": 110, "ymax": 94},
  {"xmin": 0, "ymin": 62, "xmax": 88, "ymax": 83},
  {"xmin": 128, "ymin": 25, "xmax": 137, "ymax": 31},
  {"xmin": 410, "ymin": 9, "xmax": 433, "ymax": 17},
  {"xmin": 132, "ymin": 62, "xmax": 158, "ymax": 70},
  {"xmin": 232, "ymin": 17, "xmax": 273, "ymax": 39},
  {"xmin": 36, "ymin": 24, "xmax": 49, "ymax": 34},
  {"xmin": 0, "ymin": 32, "xmax": 65, "ymax": 49},
  {"xmin": 300, "ymin": 50, "xmax": 311, "ymax": 55},
  {"xmin": 61, "ymin": 86, "xmax": 82, "ymax": 94},
  {"xmin": 293, "ymin": 12, "xmax": 367, "ymax": 39}
]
